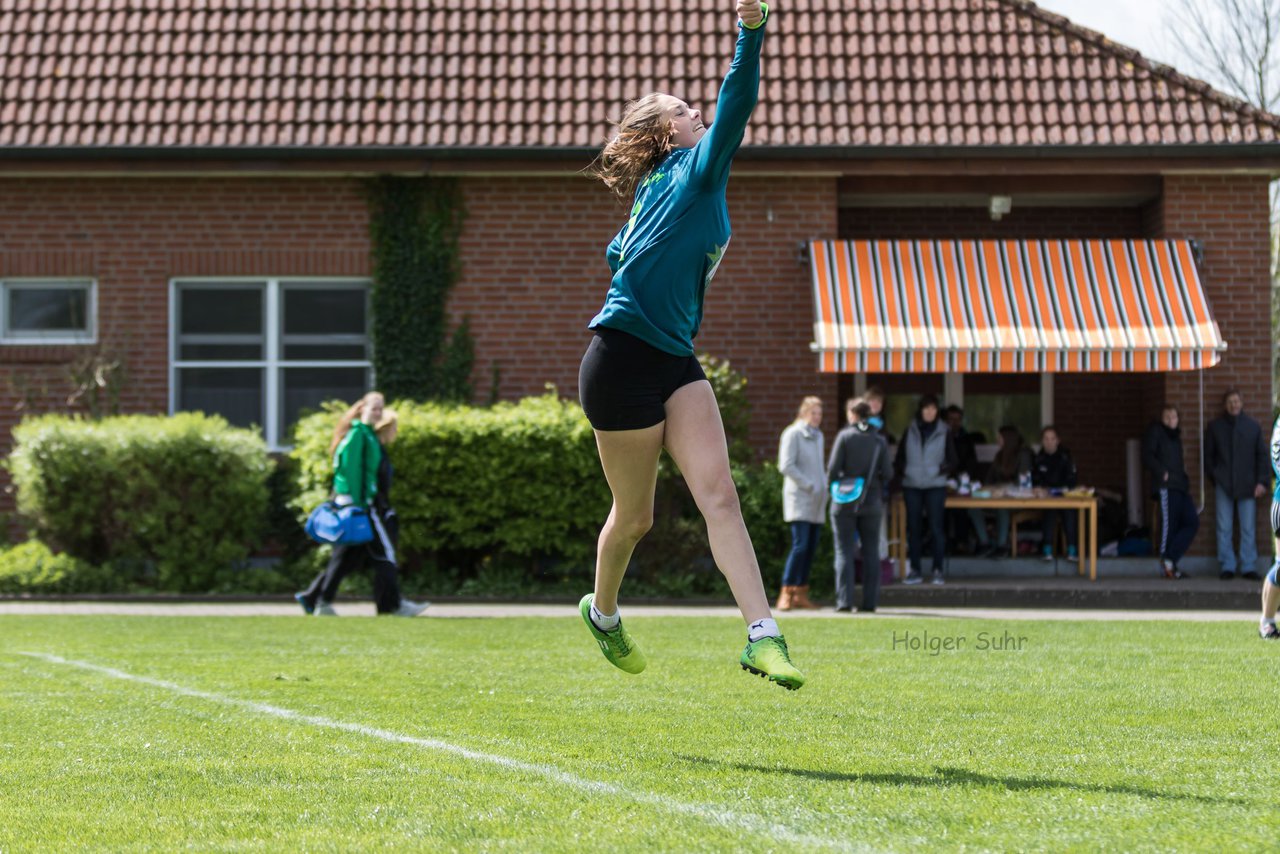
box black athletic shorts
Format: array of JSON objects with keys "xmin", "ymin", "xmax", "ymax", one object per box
[{"xmin": 578, "ymin": 325, "xmax": 706, "ymax": 431}]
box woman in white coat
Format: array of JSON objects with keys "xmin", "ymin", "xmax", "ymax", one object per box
[{"xmin": 777, "ymin": 396, "xmax": 827, "ymax": 610}]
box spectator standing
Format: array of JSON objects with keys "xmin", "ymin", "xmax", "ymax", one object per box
[
  {"xmin": 1143, "ymin": 404, "xmax": 1198, "ymax": 579},
  {"xmin": 944, "ymin": 404, "xmax": 984, "ymax": 553},
  {"xmin": 1205, "ymin": 389, "xmax": 1270, "ymax": 580},
  {"xmin": 945, "ymin": 405, "xmax": 984, "ymax": 481},
  {"xmin": 828, "ymin": 399, "xmax": 893, "ymax": 612},
  {"xmin": 894, "ymin": 394, "xmax": 957, "ymax": 585},
  {"xmin": 777, "ymin": 396, "xmax": 827, "ymax": 610},
  {"xmin": 863, "ymin": 385, "xmax": 891, "ymax": 444}
]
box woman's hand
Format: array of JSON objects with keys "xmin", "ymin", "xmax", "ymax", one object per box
[{"xmin": 737, "ymin": 0, "xmax": 764, "ymax": 28}]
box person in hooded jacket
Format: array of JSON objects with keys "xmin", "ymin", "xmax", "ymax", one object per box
[
  {"xmin": 894, "ymin": 394, "xmax": 957, "ymax": 585},
  {"xmin": 1143, "ymin": 403, "xmax": 1198, "ymax": 580}
]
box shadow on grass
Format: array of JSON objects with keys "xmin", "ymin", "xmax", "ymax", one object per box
[{"xmin": 676, "ymin": 755, "xmax": 1243, "ymax": 805}]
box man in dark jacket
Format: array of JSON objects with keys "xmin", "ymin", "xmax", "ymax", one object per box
[
  {"xmin": 1204, "ymin": 389, "xmax": 1270, "ymax": 580},
  {"xmin": 1144, "ymin": 404, "xmax": 1198, "ymax": 579},
  {"xmin": 1032, "ymin": 426, "xmax": 1078, "ymax": 560}
]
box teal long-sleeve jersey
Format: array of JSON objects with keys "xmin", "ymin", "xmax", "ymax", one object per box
[{"xmin": 588, "ymin": 9, "xmax": 768, "ymax": 357}]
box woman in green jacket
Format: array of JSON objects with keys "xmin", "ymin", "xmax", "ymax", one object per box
[{"xmin": 296, "ymin": 392, "xmax": 428, "ymax": 617}]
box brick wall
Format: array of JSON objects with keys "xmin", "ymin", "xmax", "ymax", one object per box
[
  {"xmin": 0, "ymin": 174, "xmax": 838, "ymax": 492},
  {"xmin": 839, "ymin": 205, "xmax": 1146, "ymax": 239},
  {"xmin": 1157, "ymin": 174, "xmax": 1274, "ymax": 562},
  {"xmin": 453, "ymin": 174, "xmax": 839, "ymax": 456},
  {"xmin": 1, "ymin": 173, "xmax": 1269, "ymax": 565},
  {"xmin": 0, "ymin": 175, "xmax": 371, "ymax": 467}
]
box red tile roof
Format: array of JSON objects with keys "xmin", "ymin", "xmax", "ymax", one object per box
[{"xmin": 0, "ymin": 0, "xmax": 1277, "ymax": 151}]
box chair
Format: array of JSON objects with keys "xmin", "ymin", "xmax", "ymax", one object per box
[
  {"xmin": 1009, "ymin": 510, "xmax": 1039, "ymax": 557},
  {"xmin": 1011, "ymin": 509, "xmax": 1068, "ymax": 556}
]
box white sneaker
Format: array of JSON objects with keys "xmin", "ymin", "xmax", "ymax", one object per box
[
  {"xmin": 903, "ymin": 570, "xmax": 924, "ymax": 585},
  {"xmin": 392, "ymin": 599, "xmax": 430, "ymax": 618},
  {"xmin": 930, "ymin": 570, "xmax": 945, "ymax": 585},
  {"xmin": 314, "ymin": 601, "xmax": 337, "ymax": 616}
]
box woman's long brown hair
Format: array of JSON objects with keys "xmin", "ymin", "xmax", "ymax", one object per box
[
  {"xmin": 590, "ymin": 93, "xmax": 676, "ymax": 202},
  {"xmin": 329, "ymin": 392, "xmax": 384, "ymax": 456},
  {"xmin": 992, "ymin": 425, "xmax": 1025, "ymax": 480}
]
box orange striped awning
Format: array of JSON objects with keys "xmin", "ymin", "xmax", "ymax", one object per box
[{"xmin": 809, "ymin": 239, "xmax": 1226, "ymax": 373}]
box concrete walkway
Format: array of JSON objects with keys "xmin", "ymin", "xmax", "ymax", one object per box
[{"xmin": 0, "ymin": 601, "xmax": 1257, "ymax": 621}]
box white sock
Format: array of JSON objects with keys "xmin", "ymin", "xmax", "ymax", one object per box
[
  {"xmin": 1262, "ymin": 617, "xmax": 1276, "ymax": 628},
  {"xmin": 590, "ymin": 602, "xmax": 620, "ymax": 631},
  {"xmin": 748, "ymin": 618, "xmax": 781, "ymax": 642}
]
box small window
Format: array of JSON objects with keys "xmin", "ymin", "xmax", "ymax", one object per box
[
  {"xmin": 2, "ymin": 281, "xmax": 95, "ymax": 343},
  {"xmin": 171, "ymin": 278, "xmax": 372, "ymax": 449}
]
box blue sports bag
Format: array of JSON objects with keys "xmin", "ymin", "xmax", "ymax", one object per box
[{"xmin": 305, "ymin": 501, "xmax": 374, "ymax": 546}]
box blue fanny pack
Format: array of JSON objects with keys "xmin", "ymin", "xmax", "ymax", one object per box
[
  {"xmin": 830, "ymin": 441, "xmax": 881, "ymax": 507},
  {"xmin": 831, "ymin": 478, "xmax": 867, "ymax": 504}
]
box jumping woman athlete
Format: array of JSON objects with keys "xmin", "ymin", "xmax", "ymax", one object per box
[{"xmin": 577, "ymin": 0, "xmax": 805, "ymax": 689}]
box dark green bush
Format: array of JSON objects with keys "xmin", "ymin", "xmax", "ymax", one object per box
[
  {"xmin": 8, "ymin": 413, "xmax": 271, "ymax": 591},
  {"xmin": 699, "ymin": 353, "xmax": 754, "ymax": 465},
  {"xmin": 290, "ymin": 391, "xmax": 613, "ymax": 570}
]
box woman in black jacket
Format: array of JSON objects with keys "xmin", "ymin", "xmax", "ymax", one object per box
[
  {"xmin": 1143, "ymin": 404, "xmax": 1199, "ymax": 579},
  {"xmin": 1032, "ymin": 426, "xmax": 1078, "ymax": 559},
  {"xmin": 827, "ymin": 399, "xmax": 894, "ymax": 612}
]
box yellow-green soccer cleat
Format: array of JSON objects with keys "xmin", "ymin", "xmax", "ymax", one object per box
[
  {"xmin": 580, "ymin": 594, "xmax": 647, "ymax": 674},
  {"xmin": 740, "ymin": 635, "xmax": 806, "ymax": 690}
]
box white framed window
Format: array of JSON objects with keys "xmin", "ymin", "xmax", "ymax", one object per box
[
  {"xmin": 0, "ymin": 279, "xmax": 96, "ymax": 344},
  {"xmin": 169, "ymin": 278, "xmax": 373, "ymax": 449}
]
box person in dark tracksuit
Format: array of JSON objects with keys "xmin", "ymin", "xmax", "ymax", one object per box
[
  {"xmin": 1031, "ymin": 426, "xmax": 1078, "ymax": 560},
  {"xmin": 894, "ymin": 394, "xmax": 957, "ymax": 585},
  {"xmin": 295, "ymin": 392, "xmax": 428, "ymax": 618},
  {"xmin": 827, "ymin": 399, "xmax": 893, "ymax": 612},
  {"xmin": 1143, "ymin": 403, "xmax": 1198, "ymax": 579}
]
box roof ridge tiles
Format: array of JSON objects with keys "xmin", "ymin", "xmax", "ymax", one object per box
[
  {"xmin": 1, "ymin": 0, "xmax": 1278, "ymax": 150},
  {"xmin": 991, "ymin": 0, "xmax": 1280, "ymax": 131}
]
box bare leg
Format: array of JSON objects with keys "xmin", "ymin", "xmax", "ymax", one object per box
[
  {"xmin": 663, "ymin": 380, "xmax": 771, "ymax": 625},
  {"xmin": 591, "ymin": 422, "xmax": 665, "ymax": 615},
  {"xmin": 1263, "ymin": 580, "xmax": 1280, "ymax": 620}
]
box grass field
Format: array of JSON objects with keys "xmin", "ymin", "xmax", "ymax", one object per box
[{"xmin": 0, "ymin": 613, "xmax": 1274, "ymax": 852}]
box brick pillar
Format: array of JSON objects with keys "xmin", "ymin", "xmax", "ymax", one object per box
[{"xmin": 1159, "ymin": 174, "xmax": 1274, "ymax": 562}]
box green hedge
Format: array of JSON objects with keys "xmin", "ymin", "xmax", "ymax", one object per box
[
  {"xmin": 290, "ymin": 392, "xmax": 613, "ymax": 566},
  {"xmin": 0, "ymin": 541, "xmax": 109, "ymax": 594},
  {"xmin": 8, "ymin": 413, "xmax": 271, "ymax": 591}
]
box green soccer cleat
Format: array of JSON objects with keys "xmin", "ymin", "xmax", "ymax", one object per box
[
  {"xmin": 740, "ymin": 635, "xmax": 806, "ymax": 691},
  {"xmin": 580, "ymin": 594, "xmax": 647, "ymax": 674}
]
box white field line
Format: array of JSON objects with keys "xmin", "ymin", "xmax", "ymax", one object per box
[{"xmin": 18, "ymin": 652, "xmax": 864, "ymax": 853}]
